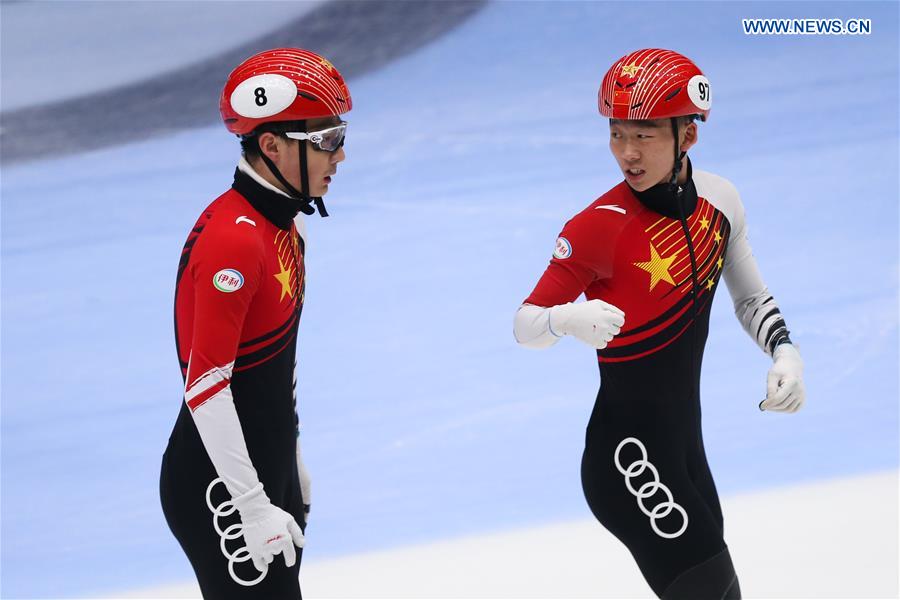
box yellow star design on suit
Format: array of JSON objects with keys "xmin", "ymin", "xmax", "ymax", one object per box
[
  {"xmin": 714, "ymin": 230, "xmax": 723, "ymax": 244},
  {"xmin": 620, "ymin": 63, "xmax": 640, "ymax": 77},
  {"xmin": 699, "ymin": 217, "xmax": 710, "ymax": 230},
  {"xmin": 633, "ymin": 243, "xmax": 677, "ymax": 292},
  {"xmin": 716, "ymin": 257, "xmax": 724, "ymax": 270},
  {"xmin": 274, "ymin": 255, "xmax": 294, "ymax": 302},
  {"xmin": 706, "ymin": 277, "xmax": 716, "ymax": 290}
]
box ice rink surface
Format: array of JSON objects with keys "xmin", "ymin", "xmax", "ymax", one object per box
[
  {"xmin": 115, "ymin": 470, "xmax": 899, "ymax": 599},
  {"xmin": 1, "ymin": 1, "xmax": 898, "ymax": 598}
]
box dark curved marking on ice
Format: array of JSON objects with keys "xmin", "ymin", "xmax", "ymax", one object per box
[{"xmin": 0, "ymin": 0, "xmax": 487, "ymax": 164}]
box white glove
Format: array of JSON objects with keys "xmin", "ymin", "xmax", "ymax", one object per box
[
  {"xmin": 761, "ymin": 343, "xmax": 805, "ymax": 413},
  {"xmin": 232, "ymin": 483, "xmax": 305, "ymax": 573},
  {"xmin": 549, "ymin": 299, "xmax": 626, "ymax": 349},
  {"xmin": 297, "ymin": 441, "xmax": 311, "ymax": 523}
]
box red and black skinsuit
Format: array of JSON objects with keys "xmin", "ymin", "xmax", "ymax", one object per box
[
  {"xmin": 523, "ymin": 160, "xmax": 790, "ymax": 598},
  {"xmin": 160, "ymin": 165, "xmax": 307, "ymax": 598}
]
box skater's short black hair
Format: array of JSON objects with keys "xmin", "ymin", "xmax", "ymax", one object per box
[
  {"xmin": 240, "ymin": 121, "xmax": 303, "ymax": 161},
  {"xmin": 240, "ymin": 136, "xmax": 263, "ymax": 160},
  {"xmin": 609, "ymin": 115, "xmax": 697, "ymax": 128}
]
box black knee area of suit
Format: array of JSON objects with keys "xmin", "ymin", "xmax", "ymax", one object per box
[{"xmin": 661, "ymin": 547, "xmax": 740, "ymax": 600}]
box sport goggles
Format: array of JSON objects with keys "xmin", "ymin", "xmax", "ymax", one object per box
[{"xmin": 284, "ymin": 122, "xmax": 347, "ymax": 152}]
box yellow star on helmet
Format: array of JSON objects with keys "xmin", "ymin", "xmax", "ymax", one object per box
[
  {"xmin": 319, "ymin": 57, "xmax": 334, "ymax": 71},
  {"xmin": 633, "ymin": 243, "xmax": 677, "ymax": 292},
  {"xmin": 620, "ymin": 63, "xmax": 640, "ymax": 77}
]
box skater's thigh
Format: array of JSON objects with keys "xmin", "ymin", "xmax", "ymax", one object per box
[{"xmin": 581, "ymin": 432, "xmax": 727, "ymax": 596}]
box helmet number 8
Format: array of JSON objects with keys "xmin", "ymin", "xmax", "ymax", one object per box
[{"xmin": 229, "ymin": 73, "xmax": 299, "ymax": 119}]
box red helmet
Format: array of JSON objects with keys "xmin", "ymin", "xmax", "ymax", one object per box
[
  {"xmin": 598, "ymin": 48, "xmax": 710, "ymax": 122},
  {"xmin": 220, "ymin": 48, "xmax": 352, "ymax": 135}
]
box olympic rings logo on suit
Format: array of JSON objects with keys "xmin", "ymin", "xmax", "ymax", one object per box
[
  {"xmin": 614, "ymin": 437, "xmax": 689, "ymax": 539},
  {"xmin": 205, "ymin": 478, "xmax": 267, "ymax": 587}
]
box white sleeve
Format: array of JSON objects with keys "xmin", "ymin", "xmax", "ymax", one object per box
[
  {"xmin": 513, "ymin": 303, "xmax": 562, "ymax": 349},
  {"xmin": 187, "ymin": 360, "xmax": 261, "ymax": 498},
  {"xmin": 183, "ymin": 227, "xmax": 266, "ymax": 499},
  {"xmin": 706, "ymin": 174, "xmax": 792, "ymax": 357}
]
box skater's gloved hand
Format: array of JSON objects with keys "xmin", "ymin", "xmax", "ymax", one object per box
[
  {"xmin": 232, "ymin": 482, "xmax": 305, "ymax": 573},
  {"xmin": 296, "ymin": 440, "xmax": 311, "ymax": 523},
  {"xmin": 549, "ymin": 299, "xmax": 625, "ymax": 349},
  {"xmin": 761, "ymin": 343, "xmax": 805, "ymax": 413}
]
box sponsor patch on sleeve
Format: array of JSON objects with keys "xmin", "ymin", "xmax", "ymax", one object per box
[
  {"xmin": 213, "ymin": 269, "xmax": 244, "ymax": 293},
  {"xmin": 553, "ymin": 237, "xmax": 572, "ymax": 260}
]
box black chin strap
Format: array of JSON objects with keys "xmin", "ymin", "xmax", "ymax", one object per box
[
  {"xmin": 298, "ymin": 135, "xmax": 328, "ymax": 217},
  {"xmin": 255, "ymin": 121, "xmax": 329, "ymax": 217},
  {"xmin": 668, "ymin": 117, "xmax": 686, "ymax": 194}
]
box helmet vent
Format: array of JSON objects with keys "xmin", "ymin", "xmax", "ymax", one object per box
[
  {"xmin": 298, "ymin": 91, "xmax": 320, "ymax": 102},
  {"xmin": 664, "ymin": 87, "xmax": 682, "ymax": 102}
]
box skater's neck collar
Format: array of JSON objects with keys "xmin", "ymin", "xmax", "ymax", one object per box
[
  {"xmin": 232, "ymin": 157, "xmax": 306, "ymax": 230},
  {"xmin": 628, "ymin": 157, "xmax": 698, "ymax": 220}
]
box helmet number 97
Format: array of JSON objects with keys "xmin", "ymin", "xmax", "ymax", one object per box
[
  {"xmin": 254, "ymin": 87, "xmax": 268, "ymax": 107},
  {"xmin": 697, "ymin": 81, "xmax": 708, "ymax": 102},
  {"xmin": 687, "ymin": 75, "xmax": 712, "ymax": 111}
]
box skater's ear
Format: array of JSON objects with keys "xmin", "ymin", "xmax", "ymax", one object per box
[
  {"xmin": 679, "ymin": 120, "xmax": 698, "ymax": 153},
  {"xmin": 256, "ymin": 131, "xmax": 290, "ymax": 163}
]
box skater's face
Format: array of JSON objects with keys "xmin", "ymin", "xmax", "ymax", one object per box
[
  {"xmin": 608, "ymin": 118, "xmax": 697, "ymax": 192},
  {"xmin": 256, "ymin": 116, "xmax": 347, "ymax": 197}
]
